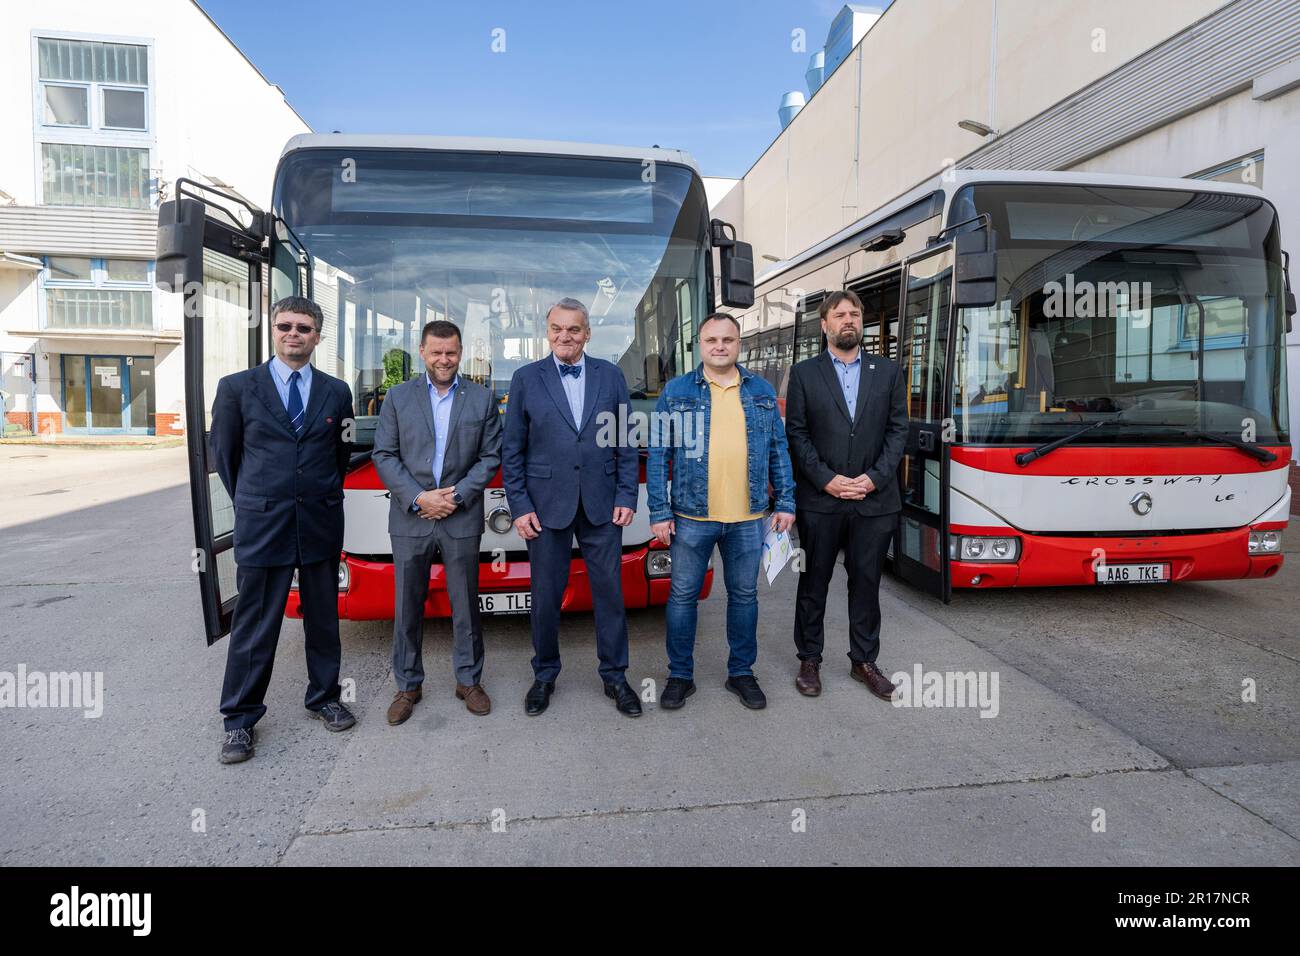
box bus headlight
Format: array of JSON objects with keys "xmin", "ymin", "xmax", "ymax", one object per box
[
  {"xmin": 647, "ymin": 552, "xmax": 672, "ymax": 577},
  {"xmin": 951, "ymin": 536, "xmax": 1020, "ymax": 562},
  {"xmin": 1248, "ymin": 530, "xmax": 1282, "ymax": 554},
  {"xmin": 290, "ymin": 562, "xmax": 350, "ymax": 591},
  {"xmin": 486, "ymin": 507, "xmax": 513, "ymax": 535}
]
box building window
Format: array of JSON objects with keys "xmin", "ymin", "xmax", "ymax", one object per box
[
  {"xmin": 36, "ymin": 36, "xmax": 153, "ymax": 208},
  {"xmin": 43, "ymin": 256, "xmax": 154, "ymax": 331},
  {"xmin": 37, "ymin": 38, "xmax": 149, "ymax": 132},
  {"xmin": 41, "ymin": 143, "xmax": 151, "ymax": 208},
  {"xmin": 1190, "ymin": 152, "xmax": 1264, "ymax": 188}
]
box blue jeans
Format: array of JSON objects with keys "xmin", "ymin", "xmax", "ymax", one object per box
[{"xmin": 665, "ymin": 516, "xmax": 765, "ymax": 680}]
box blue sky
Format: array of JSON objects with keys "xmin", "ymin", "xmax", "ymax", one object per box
[{"xmin": 197, "ymin": 0, "xmax": 891, "ymax": 178}]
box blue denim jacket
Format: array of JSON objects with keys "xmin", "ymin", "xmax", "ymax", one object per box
[{"xmin": 646, "ymin": 363, "xmax": 797, "ymax": 523}]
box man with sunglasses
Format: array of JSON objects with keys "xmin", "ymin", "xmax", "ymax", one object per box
[{"xmin": 210, "ymin": 296, "xmax": 357, "ymax": 764}]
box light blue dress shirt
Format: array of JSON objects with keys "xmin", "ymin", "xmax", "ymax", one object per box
[
  {"xmin": 411, "ymin": 373, "xmax": 459, "ymax": 511},
  {"xmin": 429, "ymin": 372, "xmax": 459, "ymax": 485},
  {"xmin": 830, "ymin": 350, "xmax": 861, "ymax": 418},
  {"xmin": 553, "ymin": 352, "xmax": 585, "ymax": 428},
  {"xmin": 269, "ymin": 356, "xmax": 312, "ymax": 415}
]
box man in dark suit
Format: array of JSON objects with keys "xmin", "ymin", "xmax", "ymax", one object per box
[
  {"xmin": 372, "ymin": 320, "xmax": 502, "ymax": 725},
  {"xmin": 502, "ymin": 297, "xmax": 641, "ymax": 717},
  {"xmin": 785, "ymin": 290, "xmax": 908, "ymax": 701},
  {"xmin": 210, "ymin": 296, "xmax": 357, "ymax": 764}
]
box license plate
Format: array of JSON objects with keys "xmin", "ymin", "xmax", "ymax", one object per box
[
  {"xmin": 479, "ymin": 591, "xmax": 531, "ymax": 614},
  {"xmin": 1095, "ymin": 562, "xmax": 1170, "ymax": 584}
]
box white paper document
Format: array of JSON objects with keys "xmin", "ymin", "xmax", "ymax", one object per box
[{"xmin": 762, "ymin": 527, "xmax": 794, "ymax": 585}]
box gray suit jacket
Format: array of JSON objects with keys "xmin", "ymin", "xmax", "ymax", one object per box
[{"xmin": 372, "ymin": 374, "xmax": 503, "ymax": 539}]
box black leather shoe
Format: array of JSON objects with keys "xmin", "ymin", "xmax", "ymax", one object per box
[
  {"xmin": 308, "ymin": 700, "xmax": 356, "ymax": 732},
  {"xmin": 525, "ymin": 680, "xmax": 555, "ymax": 716},
  {"xmin": 604, "ymin": 679, "xmax": 643, "ymax": 717},
  {"xmin": 660, "ymin": 677, "xmax": 696, "ymax": 710},
  {"xmin": 220, "ymin": 727, "xmax": 255, "ymax": 764},
  {"xmin": 724, "ymin": 675, "xmax": 767, "ymax": 710}
]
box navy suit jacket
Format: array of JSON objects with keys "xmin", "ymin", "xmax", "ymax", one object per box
[
  {"xmin": 210, "ymin": 361, "xmax": 354, "ymax": 567},
  {"xmin": 502, "ymin": 355, "xmax": 638, "ymax": 529}
]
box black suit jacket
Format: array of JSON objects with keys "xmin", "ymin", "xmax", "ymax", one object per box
[
  {"xmin": 210, "ymin": 361, "xmax": 354, "ymax": 567},
  {"xmin": 784, "ymin": 351, "xmax": 908, "ymax": 515}
]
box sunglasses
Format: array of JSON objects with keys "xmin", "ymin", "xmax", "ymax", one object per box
[{"xmin": 274, "ymin": 321, "xmax": 318, "ymax": 335}]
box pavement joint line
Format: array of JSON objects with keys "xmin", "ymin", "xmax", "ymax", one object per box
[
  {"xmin": 1180, "ymin": 766, "xmax": 1300, "ymax": 845},
  {"xmin": 892, "ymin": 589, "xmax": 1283, "ymax": 775},
  {"xmin": 285, "ymin": 763, "xmax": 1180, "ymax": 847},
  {"xmin": 1144, "ymin": 605, "xmax": 1300, "ymax": 666}
]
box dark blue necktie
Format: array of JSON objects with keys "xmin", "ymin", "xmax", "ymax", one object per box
[
  {"xmin": 559, "ymin": 363, "xmax": 582, "ymax": 379},
  {"xmin": 286, "ymin": 370, "xmax": 305, "ymax": 436}
]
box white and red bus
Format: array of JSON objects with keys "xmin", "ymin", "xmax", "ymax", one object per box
[
  {"xmin": 157, "ymin": 135, "xmax": 754, "ymax": 642},
  {"xmin": 738, "ymin": 169, "xmax": 1294, "ymax": 599}
]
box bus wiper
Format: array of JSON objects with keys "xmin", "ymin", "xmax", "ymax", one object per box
[
  {"xmin": 1015, "ymin": 420, "xmax": 1106, "ymax": 467},
  {"xmin": 1186, "ymin": 430, "xmax": 1277, "ymax": 463}
]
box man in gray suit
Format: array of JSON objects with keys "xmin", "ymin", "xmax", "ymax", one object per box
[{"xmin": 373, "ymin": 320, "xmax": 503, "ymax": 724}]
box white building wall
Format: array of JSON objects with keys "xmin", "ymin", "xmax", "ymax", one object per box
[{"xmin": 0, "ymin": 0, "xmax": 309, "ymax": 437}]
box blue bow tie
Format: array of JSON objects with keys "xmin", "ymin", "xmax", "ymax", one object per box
[{"xmin": 559, "ymin": 363, "xmax": 582, "ymax": 379}]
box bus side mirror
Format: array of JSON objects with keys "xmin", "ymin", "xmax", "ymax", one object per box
[
  {"xmin": 954, "ymin": 228, "xmax": 997, "ymax": 308},
  {"xmin": 156, "ymin": 197, "xmax": 205, "ymax": 293},
  {"xmin": 712, "ymin": 218, "xmax": 755, "ymax": 309}
]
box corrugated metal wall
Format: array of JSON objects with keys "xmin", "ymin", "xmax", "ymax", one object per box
[
  {"xmin": 0, "ymin": 207, "xmax": 154, "ymax": 257},
  {"xmin": 964, "ymin": 0, "xmax": 1300, "ymax": 171}
]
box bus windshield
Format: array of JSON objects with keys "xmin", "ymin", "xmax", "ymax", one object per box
[
  {"xmin": 950, "ymin": 183, "xmax": 1290, "ymax": 446},
  {"xmin": 269, "ymin": 148, "xmax": 709, "ymax": 446}
]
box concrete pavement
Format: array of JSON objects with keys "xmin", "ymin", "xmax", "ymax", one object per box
[{"xmin": 1, "ymin": 444, "xmax": 1297, "ymax": 865}]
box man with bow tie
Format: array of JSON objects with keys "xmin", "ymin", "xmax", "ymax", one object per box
[
  {"xmin": 209, "ymin": 297, "xmax": 357, "ymax": 764},
  {"xmin": 501, "ymin": 297, "xmax": 641, "ymax": 717}
]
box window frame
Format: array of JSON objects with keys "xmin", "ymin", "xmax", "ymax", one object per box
[
  {"xmin": 32, "ymin": 31, "xmax": 155, "ymax": 208},
  {"xmin": 39, "ymin": 255, "xmax": 157, "ymax": 332}
]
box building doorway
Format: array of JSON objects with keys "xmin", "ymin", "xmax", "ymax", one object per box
[{"xmin": 60, "ymin": 354, "xmax": 155, "ymax": 434}]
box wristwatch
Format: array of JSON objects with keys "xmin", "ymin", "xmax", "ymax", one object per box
[{"xmin": 451, "ymin": 488, "xmax": 464, "ymax": 508}]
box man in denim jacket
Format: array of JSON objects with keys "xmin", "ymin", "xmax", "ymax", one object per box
[{"xmin": 646, "ymin": 313, "xmax": 796, "ymax": 711}]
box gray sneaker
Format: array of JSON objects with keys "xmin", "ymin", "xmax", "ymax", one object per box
[
  {"xmin": 220, "ymin": 727, "xmax": 255, "ymax": 764},
  {"xmin": 308, "ymin": 700, "xmax": 356, "ymax": 732}
]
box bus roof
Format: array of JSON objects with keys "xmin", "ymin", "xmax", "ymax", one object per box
[
  {"xmin": 755, "ymin": 167, "xmax": 1268, "ymax": 287},
  {"xmin": 279, "ymin": 133, "xmax": 701, "ymax": 174}
]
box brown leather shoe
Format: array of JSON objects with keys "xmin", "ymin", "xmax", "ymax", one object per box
[
  {"xmin": 851, "ymin": 661, "xmax": 898, "ymax": 701},
  {"xmin": 456, "ymin": 683, "xmax": 491, "ymax": 716},
  {"xmin": 386, "ymin": 687, "xmax": 422, "ymax": 725},
  {"xmin": 795, "ymin": 659, "xmax": 822, "ymax": 696}
]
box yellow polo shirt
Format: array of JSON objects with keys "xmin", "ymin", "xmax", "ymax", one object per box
[{"xmin": 680, "ymin": 371, "xmax": 766, "ymax": 524}]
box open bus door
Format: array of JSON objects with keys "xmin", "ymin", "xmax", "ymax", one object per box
[
  {"xmin": 894, "ymin": 245, "xmax": 955, "ymax": 602},
  {"xmin": 155, "ymin": 180, "xmax": 311, "ymax": 643}
]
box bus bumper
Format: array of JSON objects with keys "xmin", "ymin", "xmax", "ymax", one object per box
[
  {"xmin": 285, "ymin": 546, "xmax": 711, "ymax": 620},
  {"xmin": 950, "ymin": 524, "xmax": 1286, "ymax": 588}
]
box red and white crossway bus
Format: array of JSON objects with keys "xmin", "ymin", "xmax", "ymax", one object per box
[
  {"xmin": 738, "ymin": 169, "xmax": 1294, "ymax": 600},
  {"xmin": 157, "ymin": 135, "xmax": 755, "ymax": 642}
]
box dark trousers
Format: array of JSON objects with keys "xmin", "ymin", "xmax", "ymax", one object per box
[
  {"xmin": 793, "ymin": 509, "xmax": 896, "ymax": 665},
  {"xmin": 392, "ymin": 529, "xmax": 484, "ymax": 690},
  {"xmin": 526, "ymin": 498, "xmax": 629, "ymax": 684},
  {"xmin": 220, "ymin": 558, "xmax": 342, "ymax": 731}
]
